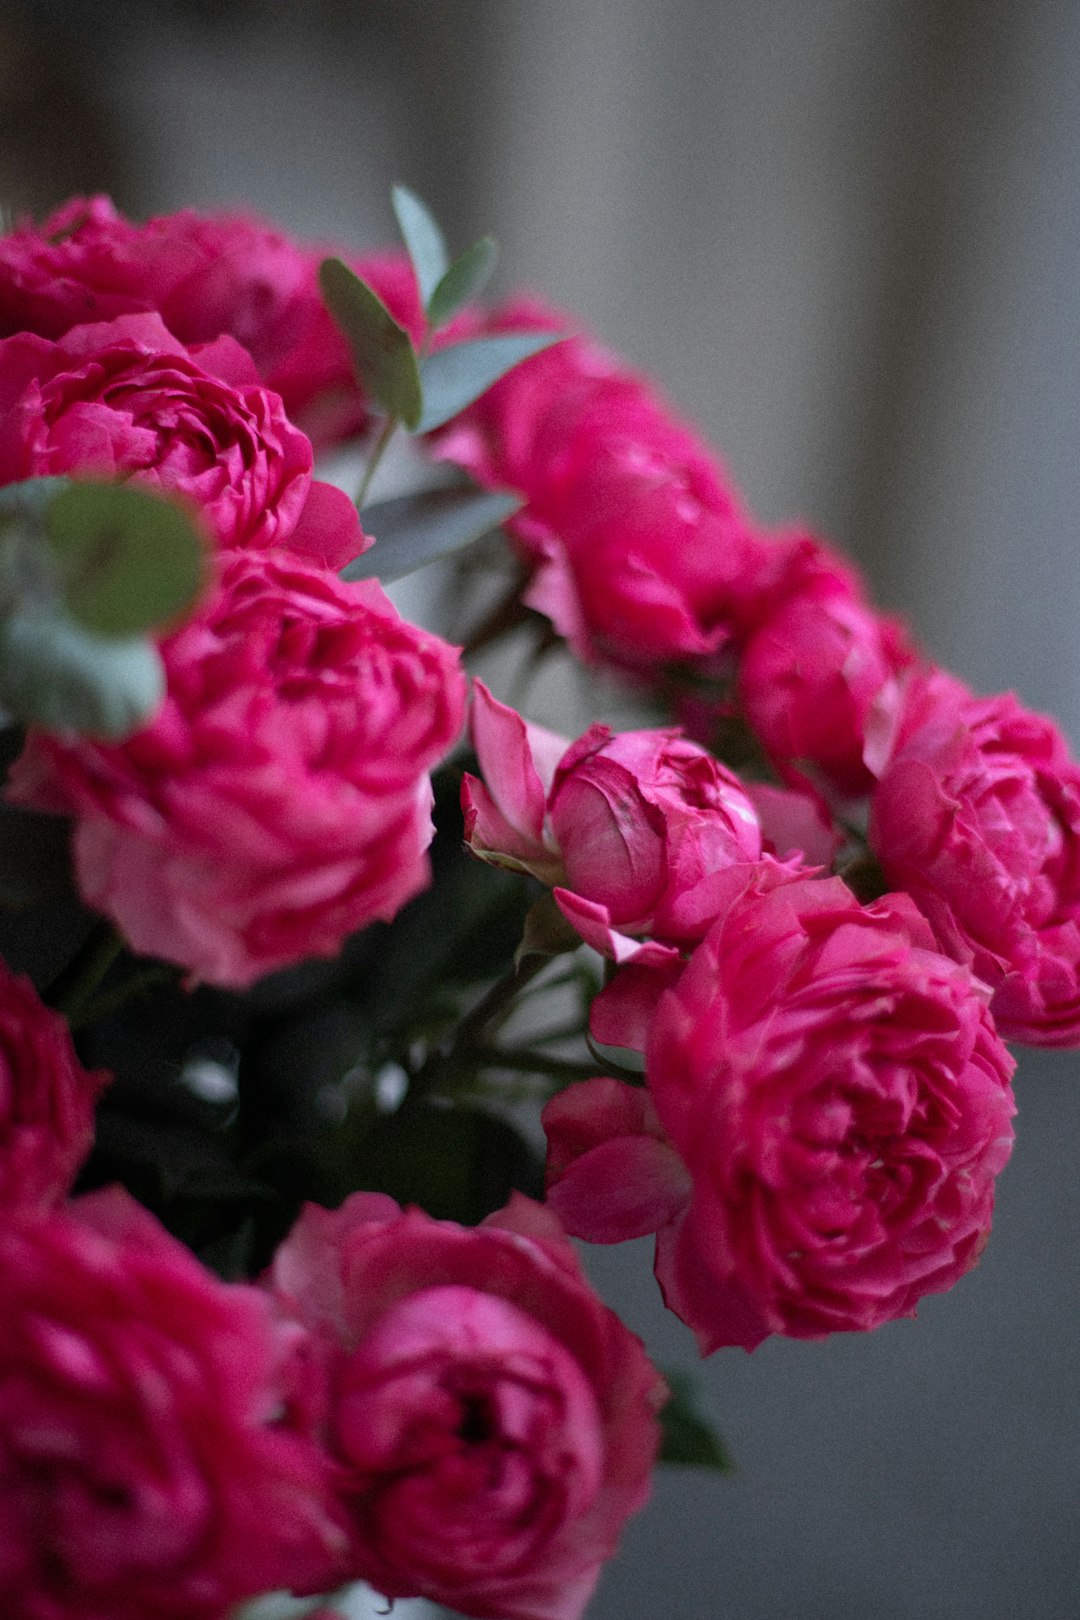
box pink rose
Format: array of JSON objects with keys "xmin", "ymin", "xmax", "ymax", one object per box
[
  {"xmin": 268, "ymin": 1192, "xmax": 663, "ymax": 1620},
  {"xmin": 437, "ymin": 297, "xmax": 772, "ymax": 673},
  {"xmin": 870, "ymin": 668, "xmax": 1080, "ymax": 1045},
  {"xmin": 638, "ymin": 868, "xmax": 1015, "ymax": 1351},
  {"xmin": 0, "ymin": 311, "xmax": 364, "ymax": 568},
  {"xmin": 736, "ymin": 533, "xmax": 916, "ymax": 797},
  {"xmin": 462, "ymin": 681, "xmax": 765, "ymax": 961},
  {"xmin": 0, "ymin": 195, "xmax": 207, "ymax": 339},
  {"xmin": 9, "ymin": 550, "xmax": 466, "ymax": 987},
  {"xmin": 0, "ymin": 198, "xmax": 474, "ymax": 448},
  {"xmin": 543, "ymin": 1076, "xmax": 692, "ymax": 1243},
  {"xmin": 742, "ymin": 779, "xmax": 844, "ymax": 868},
  {"xmin": 0, "ymin": 1187, "xmax": 343, "ymax": 1620},
  {"xmin": 0, "ymin": 961, "xmax": 108, "ymax": 1211}
]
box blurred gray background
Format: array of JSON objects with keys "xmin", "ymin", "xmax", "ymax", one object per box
[{"xmin": 5, "ymin": 2, "xmax": 1080, "ymax": 1615}]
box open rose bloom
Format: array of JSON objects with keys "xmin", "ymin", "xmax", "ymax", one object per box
[
  {"xmin": 0, "ymin": 189, "xmax": 1075, "ymax": 1620},
  {"xmin": 268, "ymin": 1193, "xmax": 664, "ymax": 1620},
  {"xmin": 0, "ymin": 1189, "xmax": 343, "ymax": 1620}
]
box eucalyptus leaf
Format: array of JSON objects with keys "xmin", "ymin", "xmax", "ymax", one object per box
[
  {"xmin": 318, "ymin": 257, "xmax": 423, "ymax": 429},
  {"xmin": 0, "ymin": 475, "xmax": 70, "ymax": 528},
  {"xmin": 0, "ymin": 608, "xmax": 164, "ymax": 739},
  {"xmin": 342, "ymin": 486, "xmax": 521, "ymax": 584},
  {"xmin": 658, "ymin": 1369, "xmax": 735, "ymax": 1472},
  {"xmin": 415, "ymin": 332, "xmax": 564, "ymax": 433},
  {"xmin": 45, "ymin": 481, "xmax": 205, "ymax": 637},
  {"xmin": 391, "ymin": 184, "xmax": 449, "ymax": 308},
  {"xmin": 0, "ymin": 477, "xmax": 73, "ymax": 615},
  {"xmin": 427, "ymin": 235, "xmax": 498, "ymax": 327}
]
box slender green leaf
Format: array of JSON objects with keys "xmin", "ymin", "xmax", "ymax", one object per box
[
  {"xmin": 415, "ymin": 332, "xmax": 564, "ymax": 432},
  {"xmin": 318, "ymin": 258, "xmax": 423, "ymax": 429},
  {"xmin": 658, "ymin": 1369, "xmax": 735, "ymax": 1471},
  {"xmin": 0, "ymin": 609, "xmax": 164, "ymax": 739},
  {"xmin": 428, "ymin": 235, "xmax": 498, "ymax": 327},
  {"xmin": 45, "ymin": 482, "xmax": 205, "ymax": 637},
  {"xmin": 342, "ymin": 485, "xmax": 521, "ymax": 584},
  {"xmin": 391, "ymin": 184, "xmax": 449, "ymax": 308}
]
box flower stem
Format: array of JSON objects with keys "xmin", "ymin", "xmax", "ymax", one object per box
[
  {"xmin": 355, "ymin": 413, "xmax": 398, "ymax": 510},
  {"xmin": 44, "ymin": 920, "xmax": 123, "ymax": 1022},
  {"xmin": 461, "ymin": 1043, "xmax": 601, "ymax": 1085},
  {"xmin": 402, "ymin": 954, "xmax": 552, "ymax": 1112}
]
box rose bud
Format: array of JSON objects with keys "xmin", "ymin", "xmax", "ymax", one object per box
[{"xmin": 462, "ymin": 681, "xmax": 769, "ymax": 962}]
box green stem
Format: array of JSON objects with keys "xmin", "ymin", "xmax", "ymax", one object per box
[
  {"xmin": 44, "ymin": 920, "xmax": 123, "ymax": 1021},
  {"xmin": 461, "ymin": 1043, "xmax": 602, "ymax": 1084},
  {"xmin": 355, "ymin": 413, "xmax": 399, "ymax": 510},
  {"xmin": 70, "ymin": 964, "xmax": 177, "ymax": 1031},
  {"xmin": 402, "ymin": 954, "xmax": 552, "ymax": 1112}
]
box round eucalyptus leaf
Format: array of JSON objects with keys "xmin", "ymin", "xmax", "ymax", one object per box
[
  {"xmin": 0, "ymin": 608, "xmax": 165, "ymax": 739},
  {"xmin": 45, "ymin": 481, "xmax": 206, "ymax": 638},
  {"xmin": 0, "ymin": 476, "xmax": 71, "ymax": 527}
]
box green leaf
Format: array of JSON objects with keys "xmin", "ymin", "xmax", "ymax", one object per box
[
  {"xmin": 427, "ymin": 235, "xmax": 498, "ymax": 328},
  {"xmin": 318, "ymin": 257, "xmax": 423, "ymax": 429},
  {"xmin": 342, "ymin": 485, "xmax": 521, "ymax": 584},
  {"xmin": 586, "ymin": 1028, "xmax": 646, "ymax": 1079},
  {"xmin": 515, "ymin": 892, "xmax": 581, "ymax": 969},
  {"xmin": 658, "ymin": 1369, "xmax": 735, "ymax": 1472},
  {"xmin": 45, "ymin": 481, "xmax": 205, "ymax": 637},
  {"xmin": 391, "ymin": 184, "xmax": 449, "ymax": 309},
  {"xmin": 415, "ymin": 332, "xmax": 564, "ymax": 433},
  {"xmin": 0, "ymin": 475, "xmax": 70, "ymax": 528},
  {"xmin": 0, "ymin": 608, "xmax": 164, "ymax": 739}
]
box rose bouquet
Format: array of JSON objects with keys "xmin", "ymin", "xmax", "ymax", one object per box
[{"xmin": 0, "ymin": 185, "xmax": 1069, "ymax": 1619}]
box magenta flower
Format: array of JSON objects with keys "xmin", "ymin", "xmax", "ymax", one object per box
[
  {"xmin": 10, "ymin": 551, "xmax": 466, "ymax": 987},
  {"xmin": 871, "ymin": 667, "xmax": 1080, "ymax": 1044},
  {"xmin": 0, "ymin": 961, "xmax": 108, "ymax": 1212},
  {"xmin": 0, "ymin": 1188, "xmax": 343, "ymax": 1620},
  {"xmin": 462, "ymin": 680, "xmax": 766, "ymax": 964},
  {"xmin": 437, "ymin": 296, "xmax": 773, "ymax": 674},
  {"xmin": 0, "ymin": 310, "xmax": 366, "ymax": 568},
  {"xmin": 267, "ymin": 1192, "xmax": 664, "ymax": 1620},
  {"xmin": 643, "ymin": 869, "xmax": 1016, "ymax": 1350}
]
